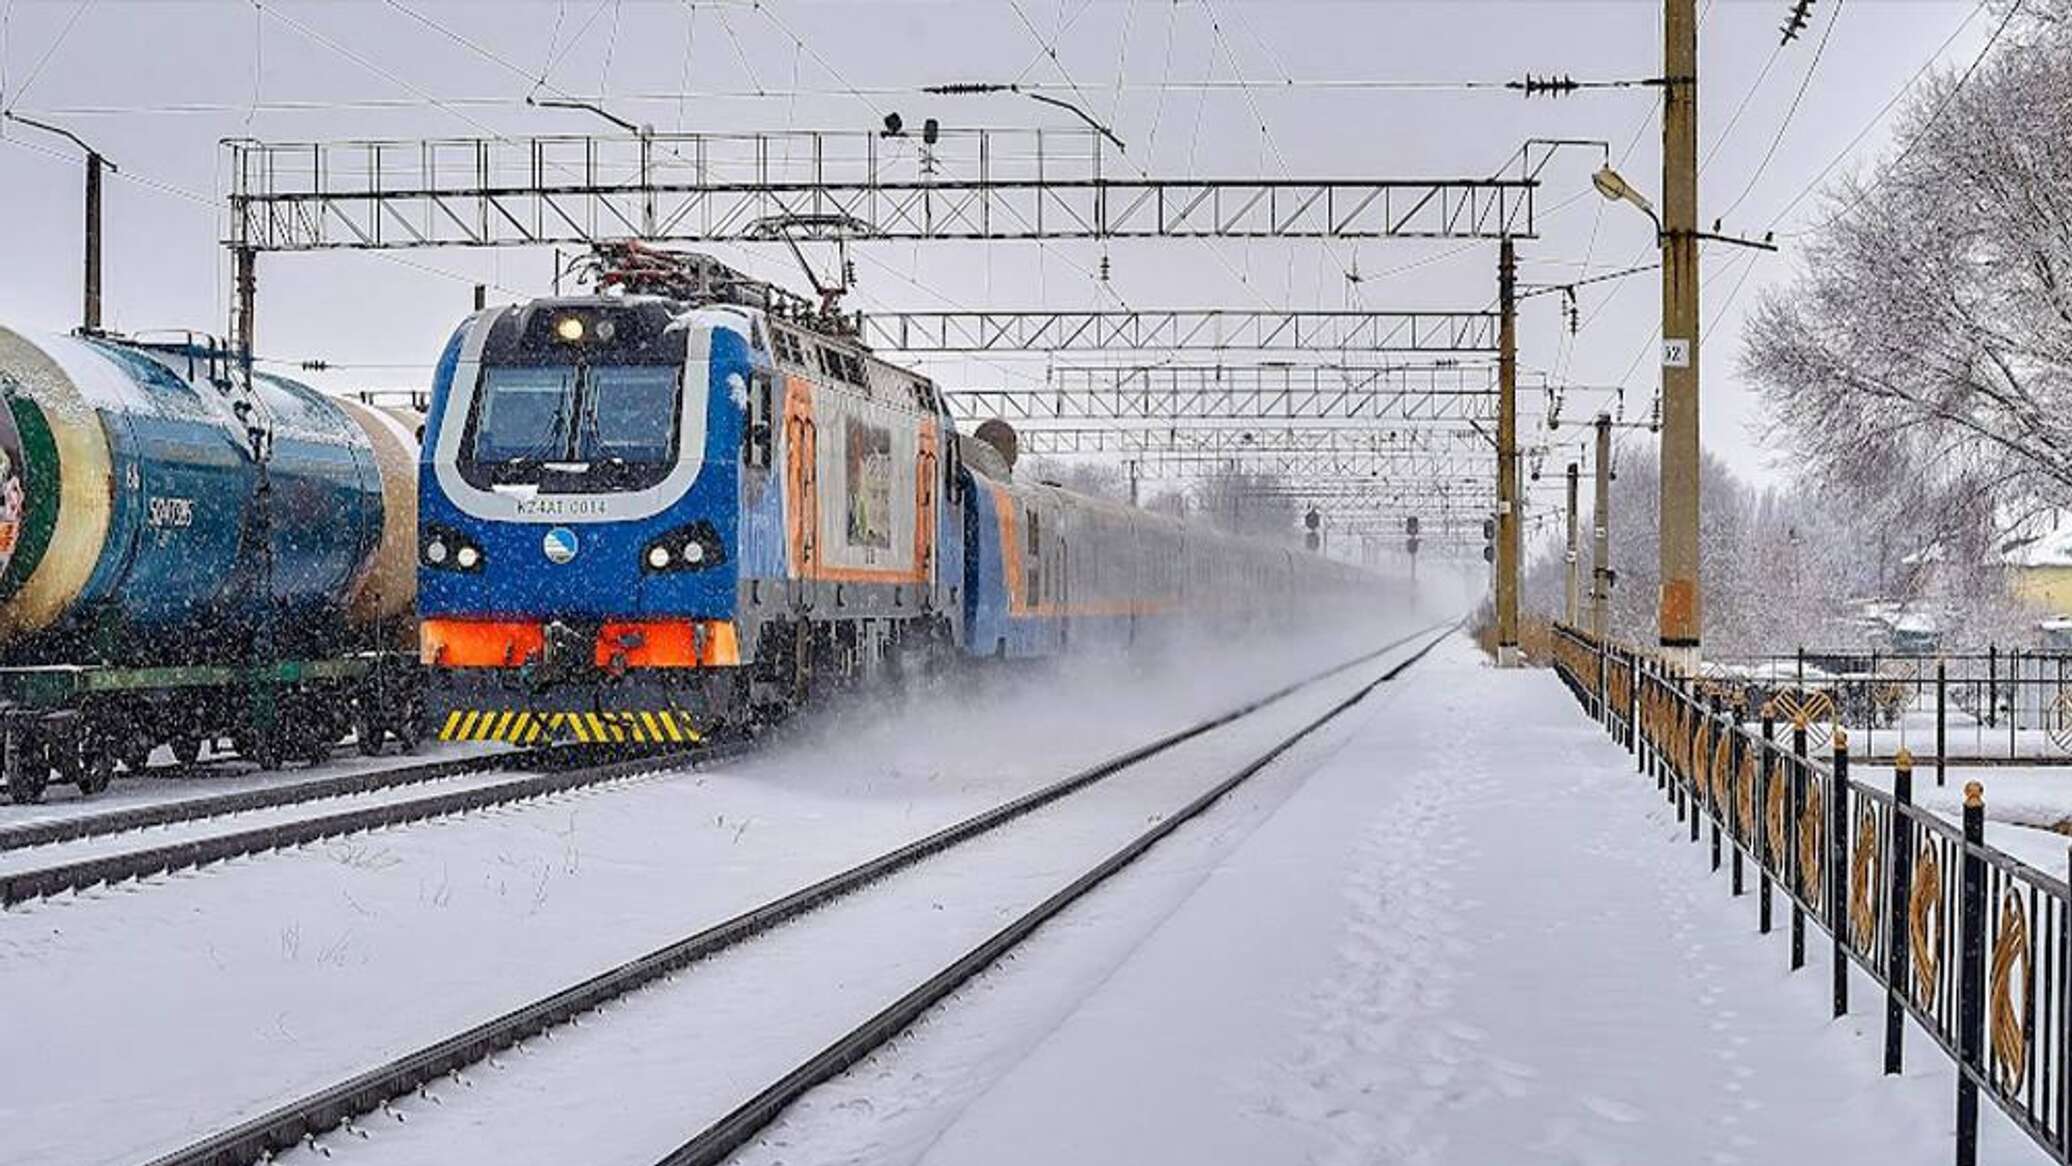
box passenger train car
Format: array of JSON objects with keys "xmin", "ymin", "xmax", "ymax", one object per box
[{"xmin": 421, "ymin": 245, "xmax": 1374, "ymax": 745}]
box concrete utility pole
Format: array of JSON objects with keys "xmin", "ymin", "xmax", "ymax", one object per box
[
  {"xmin": 1565, "ymin": 461, "xmax": 1581, "ymax": 626},
  {"xmin": 1495, "ymin": 237, "xmax": 1521, "ymax": 666},
  {"xmin": 1659, "ymin": 0, "xmax": 1702, "ymax": 672},
  {"xmin": 1591, "ymin": 413, "xmax": 1613, "ymax": 640}
]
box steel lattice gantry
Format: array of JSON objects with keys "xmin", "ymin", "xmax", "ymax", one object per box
[
  {"xmin": 946, "ymin": 364, "xmax": 1498, "ymax": 423},
  {"xmin": 1012, "ymin": 424, "xmax": 1496, "ymax": 481},
  {"xmin": 223, "ymin": 130, "xmax": 1537, "ymax": 250},
  {"xmin": 858, "ymin": 309, "xmax": 1497, "ymax": 353}
]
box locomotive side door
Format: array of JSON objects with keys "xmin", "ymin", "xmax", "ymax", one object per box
[
  {"xmin": 786, "ymin": 413, "xmax": 819, "ymax": 611},
  {"xmin": 914, "ymin": 440, "xmax": 937, "ymax": 609}
]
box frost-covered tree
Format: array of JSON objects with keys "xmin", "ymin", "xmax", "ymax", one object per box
[{"xmin": 1744, "ymin": 1, "xmax": 2072, "ymax": 561}]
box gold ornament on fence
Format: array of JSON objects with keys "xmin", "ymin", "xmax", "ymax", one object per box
[
  {"xmin": 1799, "ymin": 783, "xmax": 1825, "ymax": 900},
  {"xmin": 1765, "ymin": 763, "xmax": 1788, "ymax": 865},
  {"xmin": 1712, "ymin": 731, "xmax": 1731, "ymax": 806},
  {"xmin": 1990, "ymin": 888, "xmax": 2031, "ymax": 1093},
  {"xmin": 2048, "ymin": 691, "xmax": 2072, "ymax": 755},
  {"xmin": 1910, "ymin": 842, "xmax": 1945, "ymax": 1008},
  {"xmin": 1849, "ymin": 805, "xmax": 1881, "ymax": 949},
  {"xmin": 1773, "ymin": 689, "xmax": 1837, "ymax": 750},
  {"xmin": 1736, "ymin": 746, "xmax": 1757, "ymax": 833}
]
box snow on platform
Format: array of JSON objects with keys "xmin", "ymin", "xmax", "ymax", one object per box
[{"xmin": 739, "ymin": 634, "xmax": 2047, "ymax": 1166}]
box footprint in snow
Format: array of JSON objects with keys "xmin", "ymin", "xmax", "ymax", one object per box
[{"xmin": 1581, "ymin": 1095, "xmax": 1645, "ymax": 1124}]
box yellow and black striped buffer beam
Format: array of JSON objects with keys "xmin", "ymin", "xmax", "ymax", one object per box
[{"xmin": 437, "ymin": 709, "xmax": 702, "ymax": 745}]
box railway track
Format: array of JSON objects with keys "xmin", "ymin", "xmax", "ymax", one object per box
[
  {"xmin": 0, "ymin": 747, "xmax": 525, "ymax": 853},
  {"xmin": 0, "ymin": 739, "xmax": 750, "ymax": 908},
  {"xmin": 141, "ymin": 621, "xmax": 1453, "ymax": 1166}
]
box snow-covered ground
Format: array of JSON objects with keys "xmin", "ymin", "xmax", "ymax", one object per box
[
  {"xmin": 263, "ymin": 638, "xmax": 1437, "ymax": 1166},
  {"xmin": 0, "ymin": 606, "xmax": 1448, "ymax": 1166},
  {"xmin": 729, "ymin": 636, "xmax": 2046, "ymax": 1166}
]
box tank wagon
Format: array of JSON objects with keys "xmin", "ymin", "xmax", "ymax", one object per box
[
  {"xmin": 0, "ymin": 327, "xmax": 422, "ymax": 802},
  {"xmin": 422, "ymin": 243, "xmax": 1378, "ymax": 744}
]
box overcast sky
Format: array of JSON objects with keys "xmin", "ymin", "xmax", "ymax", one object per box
[{"xmin": 0, "ymin": 0, "xmax": 1992, "ymax": 502}]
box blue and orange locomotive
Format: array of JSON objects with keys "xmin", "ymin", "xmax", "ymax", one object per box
[{"xmin": 418, "ymin": 245, "xmax": 1371, "ymax": 745}]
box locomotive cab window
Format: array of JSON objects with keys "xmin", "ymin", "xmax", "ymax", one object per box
[{"xmin": 462, "ymin": 362, "xmax": 683, "ymax": 493}]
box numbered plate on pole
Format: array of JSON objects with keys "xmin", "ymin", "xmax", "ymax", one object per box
[{"xmin": 1662, "ymin": 338, "xmax": 1692, "ymax": 368}]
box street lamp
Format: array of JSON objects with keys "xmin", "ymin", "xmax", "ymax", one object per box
[{"xmin": 1592, "ymin": 165, "xmax": 1661, "ymax": 234}]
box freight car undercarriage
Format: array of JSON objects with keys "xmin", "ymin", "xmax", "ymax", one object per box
[{"xmin": 0, "ymin": 652, "xmax": 423, "ymax": 803}]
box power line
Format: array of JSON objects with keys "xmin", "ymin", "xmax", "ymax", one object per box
[
  {"xmin": 1, "ymin": 0, "xmax": 91, "ymax": 112},
  {"xmin": 1763, "ymin": 0, "xmax": 1989, "ymax": 235},
  {"xmin": 1699, "ymin": 0, "xmax": 2017, "ymax": 347},
  {"xmin": 4, "ymin": 79, "xmax": 1564, "ymax": 121},
  {"xmin": 1716, "ymin": 0, "xmax": 1847, "ymax": 223},
  {"xmin": 1805, "ymin": 0, "xmax": 2023, "ymax": 232}
]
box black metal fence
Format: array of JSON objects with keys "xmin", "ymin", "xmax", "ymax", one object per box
[
  {"xmin": 1553, "ymin": 624, "xmax": 2072, "ymax": 1166},
  {"xmin": 1695, "ymin": 646, "xmax": 2072, "ymax": 763}
]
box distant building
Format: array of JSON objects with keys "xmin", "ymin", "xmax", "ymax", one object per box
[{"xmin": 2001, "ymin": 526, "xmax": 2072, "ymax": 614}]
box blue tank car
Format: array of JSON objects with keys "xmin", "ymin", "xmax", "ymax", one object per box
[{"xmin": 0, "ymin": 326, "xmax": 424, "ymax": 801}]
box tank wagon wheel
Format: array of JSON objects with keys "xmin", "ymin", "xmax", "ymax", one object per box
[
  {"xmin": 392, "ymin": 698, "xmax": 423, "ymax": 754},
  {"xmin": 294, "ymin": 703, "xmax": 341, "ymax": 768},
  {"xmin": 76, "ymin": 747, "xmax": 114, "ymax": 796},
  {"xmin": 354, "ymin": 700, "xmax": 388, "ymax": 758},
  {"xmin": 53, "ymin": 728, "xmax": 113, "ymax": 796},
  {"xmin": 117, "ymin": 731, "xmax": 152, "ymax": 776},
  {"xmin": 233, "ymin": 729, "xmax": 284, "ymax": 772},
  {"xmin": 3, "ymin": 735, "xmax": 48, "ymax": 805}
]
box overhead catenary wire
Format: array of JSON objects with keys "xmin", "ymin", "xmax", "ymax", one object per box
[
  {"xmin": 1699, "ymin": 0, "xmax": 2017, "ymax": 348},
  {"xmin": 1715, "ymin": 0, "xmax": 1847, "ymax": 224},
  {"xmin": 0, "ymin": 0, "xmax": 91, "ymax": 113}
]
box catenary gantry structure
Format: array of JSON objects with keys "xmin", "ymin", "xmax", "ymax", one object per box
[
  {"xmin": 223, "ymin": 129, "xmax": 1536, "ymax": 252},
  {"xmin": 857, "ymin": 309, "xmax": 1498, "ymax": 354},
  {"xmin": 945, "ymin": 364, "xmax": 1499, "ymax": 423},
  {"xmin": 222, "ymin": 128, "xmax": 1541, "ymax": 546}
]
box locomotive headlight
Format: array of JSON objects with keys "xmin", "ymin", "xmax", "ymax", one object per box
[
  {"xmin": 554, "ymin": 315, "xmax": 585, "ymax": 343},
  {"xmin": 455, "ymin": 545, "xmax": 482, "ymax": 570},
  {"xmin": 647, "ymin": 545, "xmax": 672, "ymax": 569},
  {"xmin": 681, "ymin": 540, "xmax": 705, "ymax": 564},
  {"xmin": 424, "ymin": 538, "xmax": 449, "ymax": 565}
]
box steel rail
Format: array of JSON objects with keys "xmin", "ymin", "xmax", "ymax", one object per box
[
  {"xmin": 0, "ymin": 749, "xmax": 537, "ymax": 853},
  {"xmin": 656, "ymin": 624, "xmax": 1453, "ymax": 1166},
  {"xmin": 0, "ymin": 740, "xmax": 750, "ymax": 908},
  {"xmin": 139, "ymin": 621, "xmax": 1450, "ymax": 1166}
]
